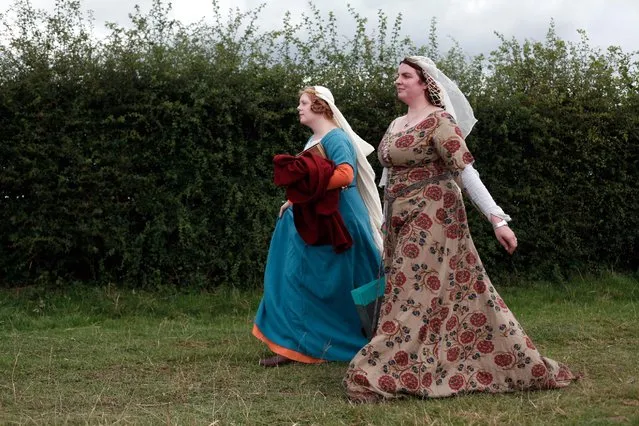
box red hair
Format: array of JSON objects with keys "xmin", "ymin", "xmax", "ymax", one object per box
[{"xmin": 299, "ymin": 87, "xmax": 335, "ymax": 120}]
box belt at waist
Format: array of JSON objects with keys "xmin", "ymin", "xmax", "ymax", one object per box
[{"xmin": 383, "ymin": 172, "xmax": 452, "ymax": 234}]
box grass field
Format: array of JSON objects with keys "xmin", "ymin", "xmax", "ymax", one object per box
[{"xmin": 1, "ymin": 273, "xmax": 638, "ymax": 425}]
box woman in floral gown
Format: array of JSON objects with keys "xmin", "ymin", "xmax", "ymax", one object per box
[{"xmin": 343, "ymin": 56, "xmax": 576, "ymax": 401}]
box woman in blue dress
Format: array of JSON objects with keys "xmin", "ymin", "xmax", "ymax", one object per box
[{"xmin": 253, "ymin": 86, "xmax": 383, "ymax": 367}]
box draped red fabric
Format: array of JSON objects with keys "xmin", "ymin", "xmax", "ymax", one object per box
[{"xmin": 273, "ymin": 152, "xmax": 353, "ymax": 253}]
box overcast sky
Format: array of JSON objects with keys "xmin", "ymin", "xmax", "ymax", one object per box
[{"xmin": 21, "ymin": 0, "xmax": 639, "ymax": 57}]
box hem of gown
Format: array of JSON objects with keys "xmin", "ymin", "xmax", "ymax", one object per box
[
  {"xmin": 252, "ymin": 324, "xmax": 326, "ymax": 364},
  {"xmin": 345, "ymin": 365, "xmax": 577, "ymax": 403}
]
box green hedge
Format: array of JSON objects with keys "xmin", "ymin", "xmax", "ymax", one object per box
[{"xmin": 0, "ymin": 1, "xmax": 637, "ymax": 288}]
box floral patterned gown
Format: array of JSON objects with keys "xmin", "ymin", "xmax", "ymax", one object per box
[{"xmin": 343, "ymin": 110, "xmax": 575, "ymax": 401}]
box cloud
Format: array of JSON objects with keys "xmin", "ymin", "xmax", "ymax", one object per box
[{"xmin": 21, "ymin": 0, "xmax": 639, "ymax": 56}]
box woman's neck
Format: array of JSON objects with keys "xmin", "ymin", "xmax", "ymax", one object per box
[
  {"xmin": 405, "ymin": 99, "xmax": 432, "ymax": 118},
  {"xmin": 309, "ymin": 120, "xmax": 338, "ymax": 140},
  {"xmin": 397, "ymin": 99, "xmax": 441, "ymax": 130}
]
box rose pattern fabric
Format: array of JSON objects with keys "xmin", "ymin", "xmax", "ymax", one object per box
[{"xmin": 344, "ymin": 111, "xmax": 575, "ymax": 402}]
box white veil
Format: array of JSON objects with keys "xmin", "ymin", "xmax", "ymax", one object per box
[{"xmin": 313, "ymin": 86, "xmax": 383, "ymax": 253}]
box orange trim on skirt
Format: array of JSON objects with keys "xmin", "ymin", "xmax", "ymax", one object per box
[{"xmin": 252, "ymin": 324, "xmax": 325, "ymax": 364}]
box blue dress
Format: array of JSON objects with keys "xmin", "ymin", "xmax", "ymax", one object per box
[{"xmin": 253, "ymin": 128, "xmax": 381, "ymax": 362}]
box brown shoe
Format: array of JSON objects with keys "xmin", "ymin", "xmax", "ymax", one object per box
[{"xmin": 258, "ymin": 354, "xmax": 292, "ymax": 367}]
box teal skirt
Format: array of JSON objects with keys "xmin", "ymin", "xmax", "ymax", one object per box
[{"xmin": 254, "ymin": 186, "xmax": 380, "ymax": 361}]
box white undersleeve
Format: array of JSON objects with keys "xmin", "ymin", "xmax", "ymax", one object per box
[{"xmin": 461, "ymin": 164, "xmax": 511, "ymax": 222}]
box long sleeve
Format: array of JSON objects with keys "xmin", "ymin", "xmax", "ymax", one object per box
[
  {"xmin": 431, "ymin": 111, "xmax": 510, "ymax": 223},
  {"xmin": 327, "ymin": 164, "xmax": 354, "ymax": 190},
  {"xmin": 461, "ymin": 164, "xmax": 511, "ymax": 222}
]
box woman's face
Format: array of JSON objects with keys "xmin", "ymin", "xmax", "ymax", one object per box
[
  {"xmin": 395, "ymin": 63, "xmax": 427, "ymax": 104},
  {"xmin": 297, "ymin": 93, "xmax": 319, "ymax": 126}
]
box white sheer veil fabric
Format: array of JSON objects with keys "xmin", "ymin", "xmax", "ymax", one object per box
[
  {"xmin": 312, "ymin": 86, "xmax": 384, "ymax": 253},
  {"xmin": 379, "ymin": 56, "xmax": 478, "ymax": 187},
  {"xmin": 407, "ymin": 56, "xmax": 477, "ymax": 138}
]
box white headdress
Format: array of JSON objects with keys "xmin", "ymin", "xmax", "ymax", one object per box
[
  {"xmin": 405, "ymin": 56, "xmax": 477, "ymax": 138},
  {"xmin": 313, "ymin": 86, "xmax": 383, "ymax": 253},
  {"xmin": 379, "ymin": 56, "xmax": 478, "ymax": 186}
]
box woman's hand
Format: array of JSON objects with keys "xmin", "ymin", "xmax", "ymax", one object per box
[
  {"xmin": 495, "ymin": 226, "xmax": 517, "ymax": 254},
  {"xmin": 279, "ymin": 200, "xmax": 292, "ymax": 218},
  {"xmin": 490, "ymin": 215, "xmax": 517, "ymax": 254}
]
